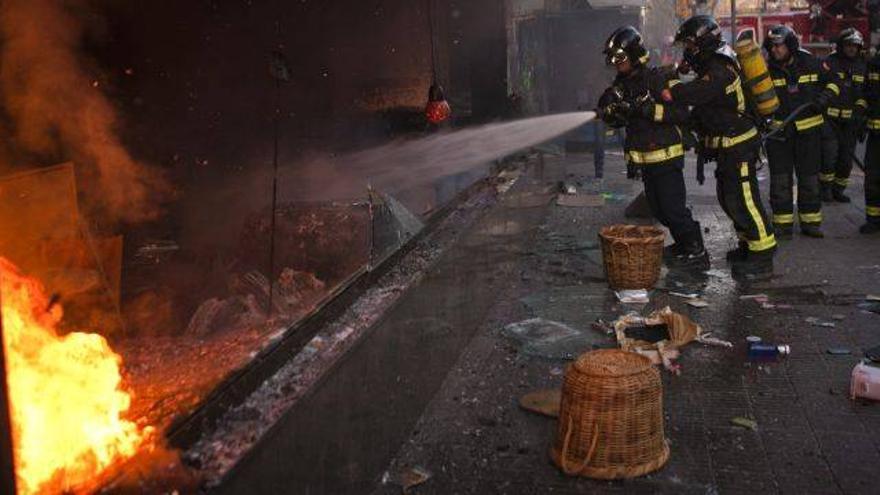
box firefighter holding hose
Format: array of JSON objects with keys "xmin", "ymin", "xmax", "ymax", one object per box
[
  {"xmin": 596, "ymin": 26, "xmax": 709, "ymax": 269},
  {"xmin": 763, "ymin": 25, "xmax": 839, "ymax": 239},
  {"xmin": 821, "ymin": 28, "xmax": 869, "ymax": 203},
  {"xmin": 863, "ymin": 42, "xmax": 880, "ymax": 234},
  {"xmin": 662, "ymin": 15, "xmax": 776, "ymax": 278}
]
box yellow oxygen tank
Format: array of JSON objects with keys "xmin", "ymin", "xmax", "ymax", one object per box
[{"xmin": 734, "ymin": 38, "xmax": 779, "ymax": 117}]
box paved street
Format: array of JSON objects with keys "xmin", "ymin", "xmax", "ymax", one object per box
[{"xmin": 367, "ymin": 149, "xmax": 880, "ymax": 494}]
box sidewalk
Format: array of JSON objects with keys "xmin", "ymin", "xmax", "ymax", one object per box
[{"xmin": 374, "ymin": 150, "xmax": 880, "ymax": 495}]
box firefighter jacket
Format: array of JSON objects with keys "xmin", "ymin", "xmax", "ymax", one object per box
[
  {"xmin": 823, "ymin": 51, "xmax": 868, "ymax": 121},
  {"xmin": 607, "ymin": 66, "xmax": 691, "ymax": 165},
  {"xmin": 667, "ymin": 54, "xmax": 757, "ymax": 153},
  {"xmin": 768, "ymin": 49, "xmax": 839, "ymax": 134},
  {"xmin": 867, "ymin": 53, "xmax": 880, "ymax": 133}
]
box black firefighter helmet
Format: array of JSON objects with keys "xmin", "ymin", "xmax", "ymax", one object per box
[
  {"xmin": 835, "ymin": 27, "xmax": 864, "ymax": 53},
  {"xmin": 603, "ymin": 26, "xmax": 649, "ymax": 67},
  {"xmin": 763, "ymin": 24, "xmax": 800, "ymax": 55},
  {"xmin": 674, "ymin": 15, "xmax": 732, "ymax": 70}
]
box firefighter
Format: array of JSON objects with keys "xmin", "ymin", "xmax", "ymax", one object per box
[
  {"xmin": 663, "ymin": 15, "xmax": 776, "ymax": 278},
  {"xmin": 596, "ymin": 26, "xmax": 708, "ymax": 268},
  {"xmin": 821, "ymin": 28, "xmax": 869, "ymax": 203},
  {"xmin": 863, "ymin": 42, "xmax": 880, "ymax": 234},
  {"xmin": 763, "ymin": 25, "xmax": 839, "ymax": 239}
]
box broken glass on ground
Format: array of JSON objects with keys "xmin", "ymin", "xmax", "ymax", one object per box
[
  {"xmin": 858, "ymin": 301, "xmax": 880, "ymax": 315},
  {"xmin": 381, "ymin": 466, "xmax": 432, "ymax": 494},
  {"xmin": 519, "ymin": 287, "xmax": 609, "ymax": 322},
  {"xmin": 501, "ymin": 318, "xmax": 610, "ymax": 360}
]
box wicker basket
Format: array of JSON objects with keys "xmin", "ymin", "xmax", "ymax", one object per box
[
  {"xmin": 599, "ymin": 224, "xmax": 664, "ymax": 290},
  {"xmin": 550, "ymin": 349, "xmax": 669, "ymax": 479}
]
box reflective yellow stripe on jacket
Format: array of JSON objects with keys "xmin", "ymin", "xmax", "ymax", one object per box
[
  {"xmin": 868, "ymin": 206, "xmax": 880, "ymax": 217},
  {"xmin": 627, "ymin": 144, "xmax": 684, "ymax": 164},
  {"xmin": 797, "ymin": 73, "xmax": 819, "ymax": 83},
  {"xmin": 794, "ymin": 114, "xmax": 824, "ymax": 131},
  {"xmin": 827, "ymin": 107, "xmax": 853, "ymax": 119},
  {"xmin": 705, "ymin": 127, "xmax": 758, "ymax": 149},
  {"xmin": 868, "ymin": 119, "xmax": 880, "ymax": 131}
]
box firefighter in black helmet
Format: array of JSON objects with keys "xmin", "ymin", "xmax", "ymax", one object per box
[
  {"xmin": 763, "ymin": 25, "xmax": 839, "ymax": 239},
  {"xmin": 596, "ymin": 26, "xmax": 708, "ymax": 268},
  {"xmin": 863, "ymin": 41, "xmax": 880, "ymax": 234},
  {"xmin": 820, "ymin": 28, "xmax": 868, "ymax": 203},
  {"xmin": 663, "ymin": 15, "xmax": 776, "ymax": 278}
]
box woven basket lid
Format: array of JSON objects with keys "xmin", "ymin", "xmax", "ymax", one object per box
[{"xmin": 570, "ymin": 349, "xmax": 653, "ymax": 378}]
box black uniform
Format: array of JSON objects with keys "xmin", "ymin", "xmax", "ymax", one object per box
[
  {"xmin": 604, "ymin": 67, "xmax": 703, "ymax": 250},
  {"xmin": 766, "ymin": 49, "xmax": 836, "ymax": 230},
  {"xmin": 822, "ymin": 51, "xmax": 869, "ymax": 194},
  {"xmin": 669, "ymin": 53, "xmax": 777, "ymax": 256},
  {"xmin": 865, "ymin": 53, "xmax": 880, "ymax": 228}
]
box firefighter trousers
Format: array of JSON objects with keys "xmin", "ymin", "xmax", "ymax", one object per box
[
  {"xmin": 715, "ymin": 143, "xmax": 777, "ymax": 254},
  {"xmin": 865, "ymin": 132, "xmax": 880, "ymax": 225},
  {"xmin": 640, "ymin": 158, "xmax": 701, "ymax": 245},
  {"xmin": 822, "ymin": 119, "xmax": 859, "ymax": 191},
  {"xmin": 766, "ymin": 128, "xmax": 822, "ymax": 227}
]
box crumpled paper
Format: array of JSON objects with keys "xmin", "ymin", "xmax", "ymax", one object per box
[{"xmin": 613, "ymin": 306, "xmax": 732, "ymax": 373}]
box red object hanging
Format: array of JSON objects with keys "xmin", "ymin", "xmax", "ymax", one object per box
[{"xmin": 425, "ymin": 83, "xmax": 451, "ymax": 124}]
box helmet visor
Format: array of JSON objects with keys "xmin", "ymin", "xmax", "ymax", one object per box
[{"xmin": 605, "ymin": 48, "xmax": 628, "ymax": 66}]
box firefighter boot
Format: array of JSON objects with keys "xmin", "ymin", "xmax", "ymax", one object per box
[
  {"xmin": 731, "ymin": 251, "xmax": 774, "ymax": 280},
  {"xmin": 725, "ymin": 241, "xmax": 749, "ymax": 263},
  {"xmin": 663, "ymin": 243, "xmax": 681, "ymax": 262},
  {"xmin": 800, "ymin": 224, "xmax": 824, "ymax": 238},
  {"xmin": 774, "ymin": 224, "xmax": 793, "ymax": 240},
  {"xmin": 832, "ymin": 185, "xmax": 851, "ymax": 203},
  {"xmin": 669, "ymin": 234, "xmax": 709, "ymax": 270},
  {"xmin": 820, "ymin": 183, "xmax": 834, "ymax": 203}
]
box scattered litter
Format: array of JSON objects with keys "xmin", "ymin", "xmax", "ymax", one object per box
[
  {"xmin": 857, "ymin": 265, "xmax": 880, "ymax": 270},
  {"xmin": 747, "ymin": 342, "xmax": 790, "ymax": 361},
  {"xmin": 381, "ymin": 466, "xmax": 432, "ymax": 493},
  {"xmin": 746, "ymin": 335, "xmax": 762, "ymax": 343},
  {"xmin": 832, "ymin": 314, "xmax": 846, "ymax": 321},
  {"xmin": 704, "ymin": 269, "xmax": 729, "ymax": 278},
  {"xmin": 730, "ymin": 417, "xmax": 758, "ymax": 431},
  {"xmin": 613, "ymin": 306, "xmax": 732, "ymax": 373},
  {"xmin": 864, "ymin": 345, "xmax": 880, "ymax": 362},
  {"xmin": 501, "ymin": 318, "xmax": 607, "ymax": 360},
  {"xmin": 601, "ymin": 191, "xmax": 627, "ymax": 202},
  {"xmin": 591, "ymin": 319, "xmax": 615, "ymax": 335},
  {"xmin": 867, "ymin": 295, "xmax": 880, "ymax": 302},
  {"xmin": 805, "ymin": 317, "xmax": 836, "ymax": 328},
  {"xmin": 827, "ymin": 347, "xmax": 852, "ymax": 355},
  {"xmin": 851, "ymin": 361, "xmax": 880, "ymax": 401},
  {"xmin": 615, "ymin": 289, "xmax": 650, "ymax": 304},
  {"xmin": 557, "ymin": 181, "xmax": 577, "ymax": 195},
  {"xmin": 518, "ymin": 389, "xmax": 561, "ymax": 418},
  {"xmin": 549, "ymin": 366, "xmax": 563, "ymax": 376},
  {"xmin": 739, "ymin": 294, "xmax": 768, "ymax": 300},
  {"xmin": 686, "ymin": 298, "xmax": 710, "ymax": 308},
  {"xmin": 670, "ymin": 291, "xmax": 701, "ymax": 299},
  {"xmin": 857, "ymin": 301, "xmax": 880, "ymax": 315},
  {"xmin": 556, "ymin": 194, "xmax": 605, "ymax": 207}
]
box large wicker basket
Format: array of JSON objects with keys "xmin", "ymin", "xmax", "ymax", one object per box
[
  {"xmin": 599, "ymin": 224, "xmax": 664, "ymax": 290},
  {"xmin": 550, "ymin": 349, "xmax": 669, "ymax": 479}
]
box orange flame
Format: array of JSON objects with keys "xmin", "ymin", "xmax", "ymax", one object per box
[{"xmin": 0, "ymin": 257, "xmax": 151, "ymax": 494}]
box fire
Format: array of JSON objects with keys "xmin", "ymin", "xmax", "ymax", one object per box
[{"xmin": 0, "ymin": 257, "xmax": 151, "ymax": 494}]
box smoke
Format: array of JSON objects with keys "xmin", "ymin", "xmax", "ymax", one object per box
[{"xmin": 0, "ymin": 0, "xmax": 168, "ymax": 225}]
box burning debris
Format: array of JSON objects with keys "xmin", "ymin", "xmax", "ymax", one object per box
[{"xmin": 0, "ymin": 257, "xmax": 152, "ymax": 494}]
